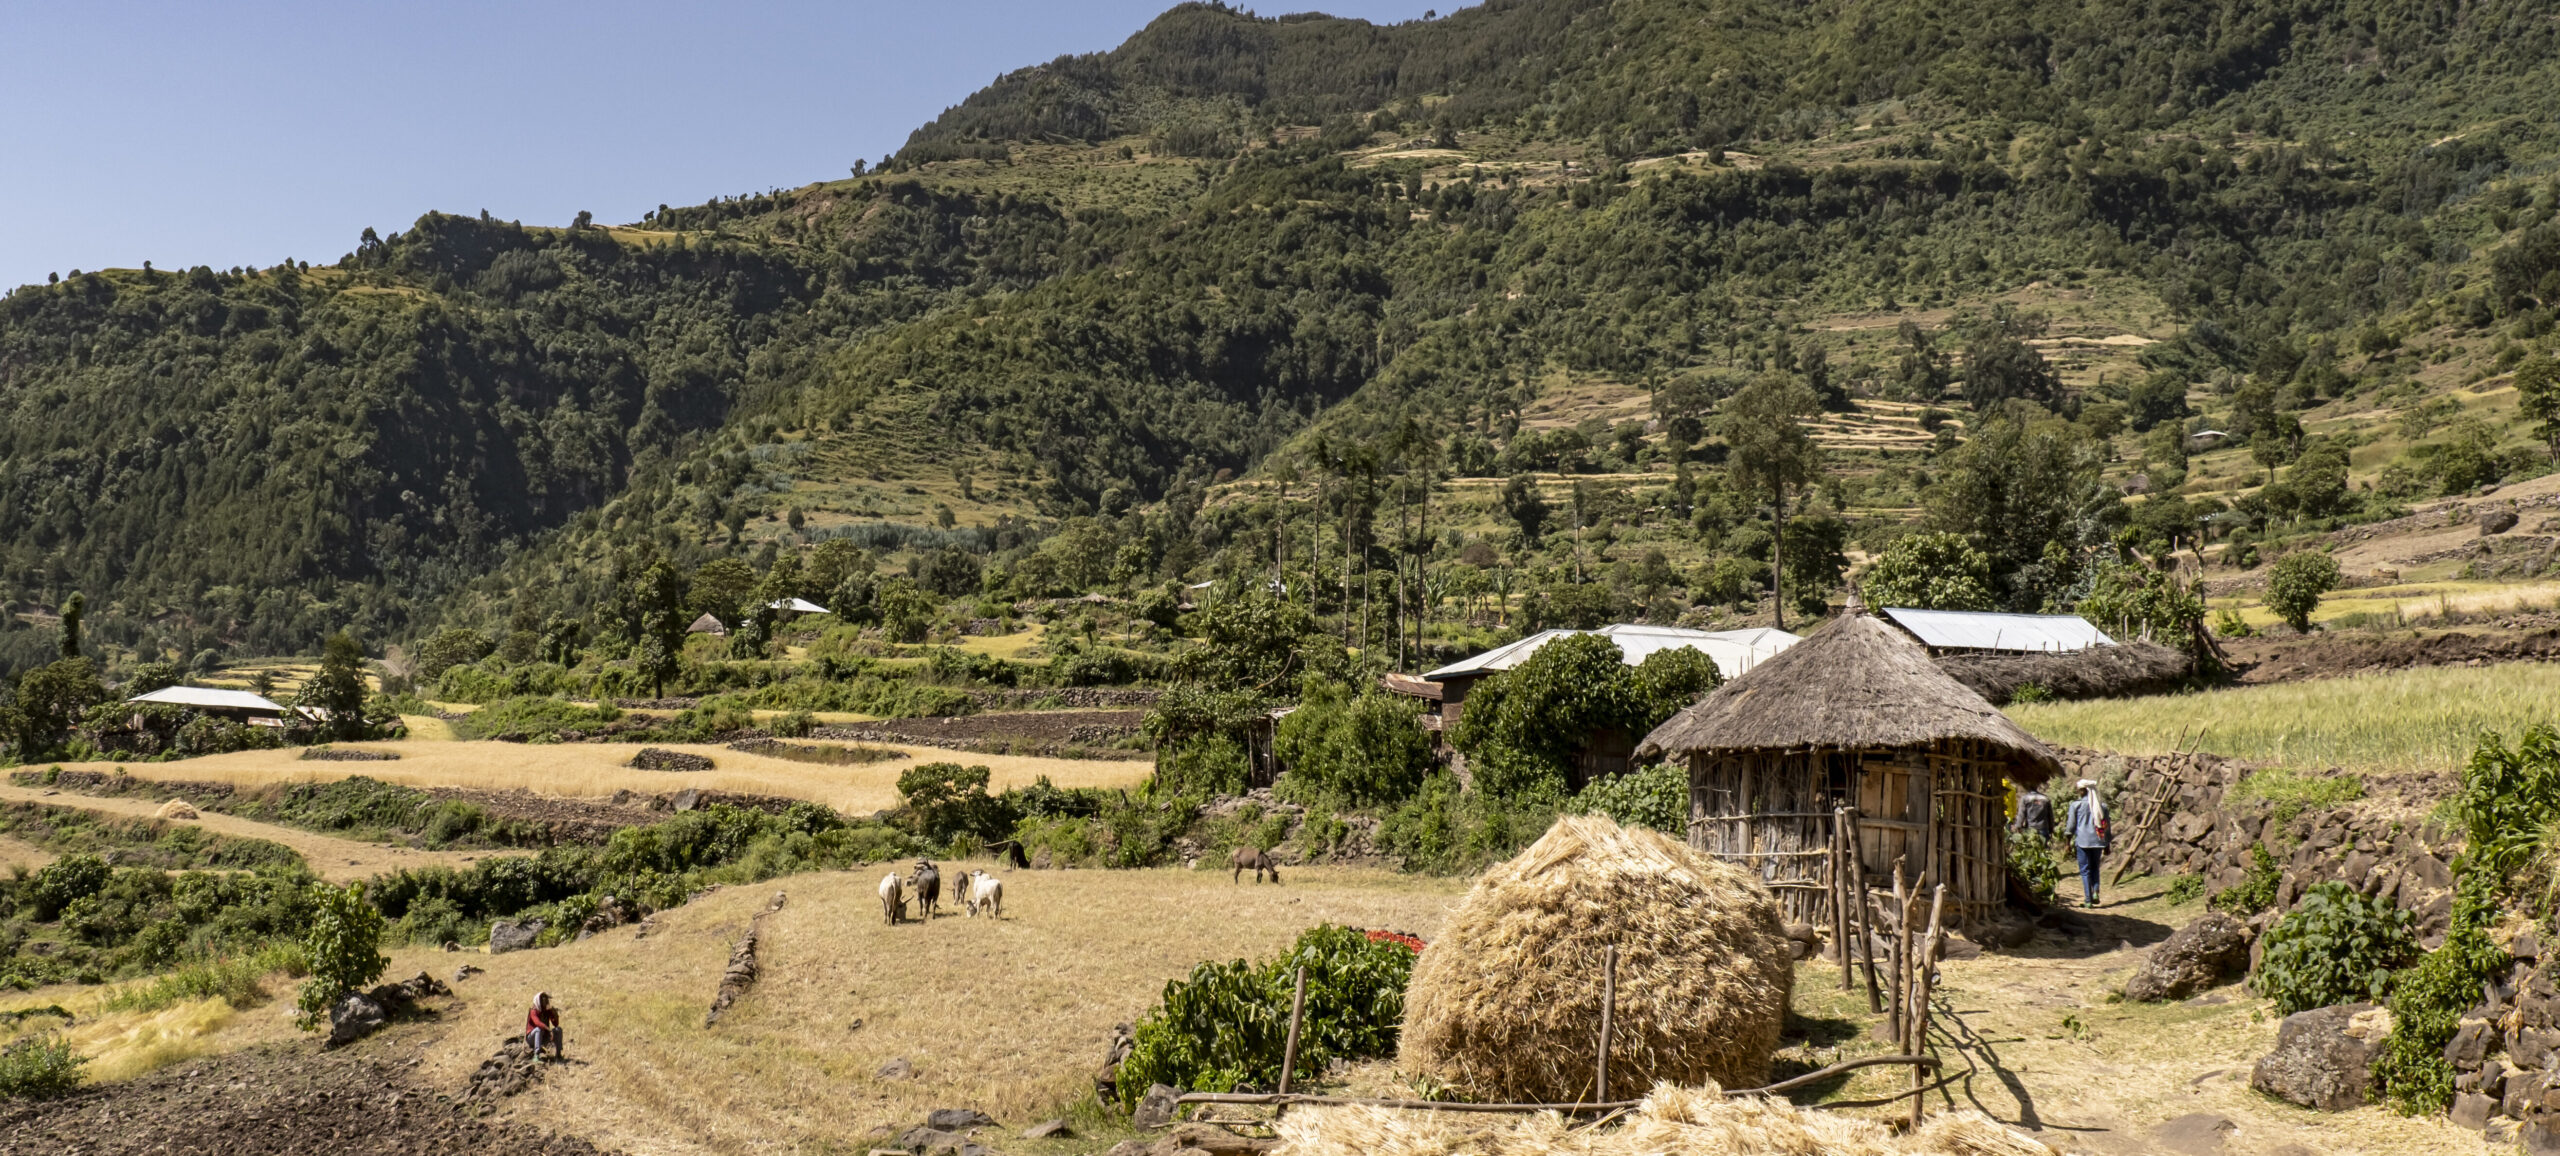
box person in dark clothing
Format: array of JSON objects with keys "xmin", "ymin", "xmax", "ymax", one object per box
[
  {"xmin": 526, "ymin": 991, "xmax": 563, "ymax": 1060},
  {"xmin": 2010, "ymin": 786, "xmax": 2055, "ymax": 841}
]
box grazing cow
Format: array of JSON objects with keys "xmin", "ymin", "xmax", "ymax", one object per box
[
  {"xmin": 965, "ymin": 871, "xmax": 1004, "ymax": 919},
  {"xmin": 911, "ymin": 860, "xmax": 941, "ymax": 920},
  {"xmin": 1230, "ymin": 846, "xmax": 1281, "ymax": 885},
  {"xmin": 878, "ymin": 872, "xmax": 905, "ymax": 925}
]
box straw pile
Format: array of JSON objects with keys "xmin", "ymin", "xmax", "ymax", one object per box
[
  {"xmin": 1398, "ymin": 815, "xmax": 1792, "ymax": 1101},
  {"xmin": 1937, "ymin": 640, "xmax": 2192, "ymax": 705},
  {"xmin": 153, "ymin": 798, "xmax": 199, "ymax": 820},
  {"xmin": 1275, "ymin": 1083, "xmax": 2050, "ymax": 1156}
]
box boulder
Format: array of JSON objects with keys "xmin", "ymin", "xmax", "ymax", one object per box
[
  {"xmin": 453, "ymin": 964, "xmax": 484, "ymax": 984},
  {"xmin": 876, "ymin": 1056, "xmax": 917, "ymax": 1081},
  {"xmin": 2483, "ymin": 509, "xmax": 2521, "ymax": 536},
  {"xmin": 1021, "ymin": 1120, "xmax": 1071, "ymax": 1140},
  {"xmin": 2127, "ymin": 913, "xmax": 2251, "ymax": 1002},
  {"xmin": 2452, "ymin": 1092, "xmax": 2497, "ymax": 1131},
  {"xmin": 490, "ymin": 918, "xmax": 544, "ymax": 954},
  {"xmin": 325, "ymin": 993, "xmax": 386, "ymax": 1049},
  {"xmin": 894, "ymin": 1126, "xmax": 994, "ymax": 1156},
  {"xmin": 2153, "ymin": 1112, "xmax": 2235, "ymax": 1156},
  {"xmin": 1132, "ymin": 1083, "xmax": 1182, "ymax": 1130},
  {"xmin": 2251, "ymin": 1003, "xmax": 2386, "ymax": 1110},
  {"xmin": 926, "ymin": 1108, "xmax": 998, "ymax": 1130}
]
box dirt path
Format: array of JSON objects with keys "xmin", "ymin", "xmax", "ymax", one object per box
[
  {"xmin": 1799, "ymin": 876, "xmax": 2497, "ymax": 1155},
  {"xmin": 0, "ymin": 783, "xmax": 488, "ymax": 883}
]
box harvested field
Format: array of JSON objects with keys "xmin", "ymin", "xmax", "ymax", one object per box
[
  {"xmin": 815, "ymin": 708, "xmax": 1143, "ymax": 758},
  {"xmin": 112, "ymin": 739, "xmax": 1153, "ymax": 814},
  {"xmin": 0, "ymin": 1031, "xmax": 618, "ymax": 1155},
  {"xmin": 724, "ymin": 738, "xmax": 906, "ymax": 765},
  {"xmin": 0, "ymin": 782, "xmax": 476, "ymax": 882}
]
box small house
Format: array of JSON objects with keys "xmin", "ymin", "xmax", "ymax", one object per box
[
  {"xmin": 1637, "ymin": 600, "xmax": 2061, "ymax": 933},
  {"xmin": 126, "ymin": 686, "xmax": 291, "ymax": 728},
  {"xmin": 687, "ymin": 613, "xmax": 728, "ymax": 636},
  {"xmin": 765, "ymin": 597, "xmax": 829, "ymax": 616},
  {"xmin": 1878, "ymin": 607, "xmax": 2113, "ymax": 655}
]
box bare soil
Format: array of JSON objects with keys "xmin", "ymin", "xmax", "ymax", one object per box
[
  {"xmin": 0, "ymin": 1029, "xmax": 617, "ymax": 1156},
  {"xmin": 2225, "ymin": 626, "xmax": 2560, "ymax": 683},
  {"xmin": 816, "ymin": 708, "xmax": 1142, "ymax": 757}
]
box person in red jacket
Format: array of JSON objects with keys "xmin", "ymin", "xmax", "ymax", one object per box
[{"xmin": 525, "ymin": 992, "xmax": 563, "ymax": 1060}]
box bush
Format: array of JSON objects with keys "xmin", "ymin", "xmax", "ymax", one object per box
[
  {"xmin": 1570, "ymin": 763, "xmax": 1685, "ymax": 834},
  {"xmin": 296, "ymin": 881, "xmax": 389, "ymax": 1027},
  {"xmin": 897, "ymin": 763, "xmax": 1011, "ymax": 846},
  {"xmin": 0, "ymin": 1032, "xmax": 85, "ymax": 1099},
  {"xmin": 1157, "ymin": 735, "xmax": 1249, "ymax": 797},
  {"xmin": 2253, "ymin": 881, "xmax": 2419, "ymax": 1015},
  {"xmin": 1378, "ymin": 773, "xmax": 1558, "ymax": 875},
  {"xmin": 1117, "ymin": 924, "xmax": 1416, "ymax": 1106},
  {"xmin": 2263, "ymin": 550, "xmax": 2341, "ymax": 633},
  {"xmin": 2008, "ymin": 830, "xmax": 2062, "ymax": 902},
  {"xmin": 26, "ymin": 852, "xmax": 111, "ymax": 920},
  {"xmin": 2162, "ymin": 874, "xmax": 2207, "ymax": 905},
  {"xmin": 2208, "ymin": 843, "xmax": 2281, "ymax": 916},
  {"xmin": 2371, "ymin": 870, "xmax": 2508, "ymax": 1114},
  {"xmin": 454, "ymin": 696, "xmax": 622, "ymax": 741},
  {"xmin": 1274, "ymin": 679, "xmax": 1431, "ymax": 808}
]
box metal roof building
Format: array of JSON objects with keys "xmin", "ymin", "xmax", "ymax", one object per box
[
  {"xmin": 1422, "ymin": 623, "xmax": 1803, "ymax": 685},
  {"xmin": 765, "ymin": 597, "xmax": 829, "ymax": 614},
  {"xmin": 125, "ymin": 686, "xmax": 291, "ymax": 721},
  {"xmin": 1879, "ymin": 608, "xmax": 2114, "ymax": 654}
]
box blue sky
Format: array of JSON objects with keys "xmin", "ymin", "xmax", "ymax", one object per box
[{"xmin": 0, "ymin": 1, "xmax": 1453, "ymax": 290}]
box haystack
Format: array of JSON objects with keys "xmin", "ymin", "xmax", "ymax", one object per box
[
  {"xmin": 153, "ymin": 798, "xmax": 199, "ymax": 820},
  {"xmin": 1936, "ymin": 639, "xmax": 2192, "ymax": 704},
  {"xmin": 1398, "ymin": 814, "xmax": 1792, "ymax": 1102},
  {"xmin": 1276, "ymin": 1084, "xmax": 2048, "ymax": 1156}
]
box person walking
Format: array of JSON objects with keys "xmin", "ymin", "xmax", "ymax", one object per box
[
  {"xmin": 526, "ymin": 991, "xmax": 564, "ymax": 1061},
  {"xmin": 2010, "ymin": 784, "xmax": 2055, "ymax": 841},
  {"xmin": 2064, "ymin": 779, "xmax": 2110, "ymax": 907}
]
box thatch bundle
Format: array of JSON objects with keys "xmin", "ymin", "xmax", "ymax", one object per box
[
  {"xmin": 153, "ymin": 798, "xmax": 199, "ymax": 821},
  {"xmin": 1275, "ymin": 1084, "xmax": 2049, "ymax": 1156},
  {"xmin": 1398, "ymin": 815, "xmax": 1792, "ymax": 1101},
  {"xmin": 1936, "ymin": 640, "xmax": 2192, "ymax": 705}
]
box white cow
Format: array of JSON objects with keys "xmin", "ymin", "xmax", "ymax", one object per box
[
  {"xmin": 965, "ymin": 870, "xmax": 1004, "ymax": 919},
  {"xmin": 878, "ymin": 871, "xmax": 905, "ymax": 925}
]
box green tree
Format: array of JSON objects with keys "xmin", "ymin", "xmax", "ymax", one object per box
[
  {"xmin": 5, "ymin": 658, "xmax": 106, "ymax": 759},
  {"xmin": 2124, "ymin": 371, "xmax": 2192, "ymax": 433},
  {"xmin": 1860, "ymin": 531, "xmax": 1996, "ymax": 611},
  {"xmin": 414, "ymin": 627, "xmax": 495, "ymax": 684},
  {"xmin": 1450, "ymin": 633, "xmax": 1640, "ymax": 799},
  {"xmin": 57, "ymin": 593, "xmax": 82, "ymax": 659},
  {"xmin": 1274, "ymin": 678, "xmax": 1431, "ymax": 807},
  {"xmin": 296, "ymin": 881, "xmax": 389, "ymax": 1028},
  {"xmin": 2516, "ymin": 356, "xmax": 2560, "ymax": 464},
  {"xmin": 1498, "ymin": 473, "xmax": 1547, "ymax": 547},
  {"xmin": 1925, "ymin": 415, "xmax": 2119, "ymax": 611},
  {"xmin": 687, "ymin": 557, "xmax": 760, "ymax": 620},
  {"xmin": 1718, "ymin": 375, "xmax": 1825, "ymax": 629},
  {"xmin": 1960, "ymin": 311, "xmax": 2061, "ymax": 411},
  {"xmin": 2264, "ymin": 550, "xmax": 2341, "ymax": 633},
  {"xmin": 1631, "ymin": 645, "xmax": 1721, "ymax": 720},
  {"xmin": 299, "ymin": 632, "xmax": 373, "ymax": 741},
  {"xmin": 1185, "ymin": 589, "xmax": 1321, "ymax": 693}
]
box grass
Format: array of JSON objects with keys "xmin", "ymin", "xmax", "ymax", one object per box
[
  {"xmin": 2006, "ymin": 662, "xmax": 2560, "ymax": 775},
  {"xmin": 125, "ymin": 739, "xmax": 1154, "ymax": 815},
  {"xmin": 405, "ymin": 863, "xmax": 1469, "ymax": 1152},
  {"xmin": 2228, "ymin": 767, "xmax": 2367, "ymax": 824},
  {"xmin": 0, "ymin": 781, "xmax": 470, "ymax": 884},
  {"xmin": 2208, "ymin": 579, "xmax": 2560, "ymax": 630}
]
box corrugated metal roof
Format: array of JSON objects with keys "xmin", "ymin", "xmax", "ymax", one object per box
[
  {"xmin": 1422, "ymin": 624, "xmax": 1803, "ymax": 683},
  {"xmin": 765, "ymin": 597, "xmax": 829, "ymax": 614},
  {"xmin": 127, "ymin": 686, "xmax": 286, "ymax": 712},
  {"xmin": 1880, "ymin": 607, "xmax": 2114, "ymax": 653}
]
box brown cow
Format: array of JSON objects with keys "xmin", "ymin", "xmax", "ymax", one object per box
[{"xmin": 1230, "ymin": 846, "xmax": 1280, "ymax": 884}]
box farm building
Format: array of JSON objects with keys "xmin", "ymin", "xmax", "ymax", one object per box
[
  {"xmin": 686, "ymin": 613, "xmax": 727, "ymax": 636},
  {"xmin": 1637, "ymin": 600, "xmax": 2061, "ymax": 933},
  {"xmin": 125, "ymin": 685, "xmax": 291, "ymax": 727},
  {"xmin": 1418, "ymin": 623, "xmax": 1800, "ymax": 727},
  {"xmin": 1878, "ymin": 607, "xmax": 2113, "ymax": 655},
  {"xmin": 764, "ymin": 597, "xmax": 829, "ymax": 615}
]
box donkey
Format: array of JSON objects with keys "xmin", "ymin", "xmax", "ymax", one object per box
[
  {"xmin": 1230, "ymin": 846, "xmax": 1280, "ymax": 885},
  {"xmin": 910, "ymin": 860, "xmax": 941, "ymax": 920}
]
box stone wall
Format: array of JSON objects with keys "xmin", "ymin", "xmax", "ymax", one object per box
[{"xmin": 2053, "ymin": 748, "xmax": 2461, "ymax": 943}]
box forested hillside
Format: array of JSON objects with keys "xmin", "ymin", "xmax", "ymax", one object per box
[{"xmin": 4, "ymin": 0, "xmax": 2560, "ymax": 677}]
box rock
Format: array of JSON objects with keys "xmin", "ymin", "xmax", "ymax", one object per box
[
  {"xmin": 489, "ymin": 918, "xmax": 544, "ymax": 954},
  {"xmin": 2483, "ymin": 509, "xmax": 2521, "ymax": 535},
  {"xmin": 1150, "ymin": 1124, "xmax": 1274, "ymax": 1154},
  {"xmin": 2153, "ymin": 1112, "xmax": 2235, "ymax": 1155},
  {"xmin": 2521, "ymin": 928, "xmax": 2544, "ymax": 961},
  {"xmin": 365, "ymin": 971, "xmax": 451, "ymax": 1012},
  {"xmin": 1020, "ymin": 1119, "xmax": 1071, "ymax": 1140},
  {"xmin": 1133, "ymin": 1082, "xmax": 1182, "ymax": 1129},
  {"xmin": 2510, "ymin": 1072, "xmax": 2544, "ymax": 1122},
  {"xmin": 2251, "ymin": 1003, "xmax": 2386, "ymax": 1110},
  {"xmin": 325, "ymin": 993, "xmax": 386, "ymax": 1049},
  {"xmin": 895, "ymin": 1125, "xmax": 994, "ymax": 1156},
  {"xmin": 2127, "ymin": 913, "xmax": 2251, "ymax": 1002},
  {"xmin": 2452, "ymin": 1091, "xmax": 2498, "ymax": 1131},
  {"xmin": 2528, "ymin": 1115, "xmax": 2560, "ymax": 1156},
  {"xmin": 453, "ymin": 964, "xmax": 484, "ymax": 983},
  {"xmin": 673, "ymin": 788, "xmax": 704, "ymax": 811},
  {"xmin": 926, "ymin": 1108, "xmax": 998, "ymax": 1130},
  {"xmin": 876, "ymin": 1056, "xmax": 917, "ymax": 1081},
  {"xmin": 2448, "ymin": 1017, "xmax": 2497, "ymax": 1068},
  {"xmin": 630, "ymin": 747, "xmax": 716, "ymax": 771}
]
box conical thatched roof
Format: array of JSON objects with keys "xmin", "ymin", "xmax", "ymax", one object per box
[{"xmin": 1636, "ymin": 605, "xmax": 2061, "ymax": 784}]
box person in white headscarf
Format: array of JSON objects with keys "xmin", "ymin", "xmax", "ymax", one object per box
[
  {"xmin": 525, "ymin": 991, "xmax": 564, "ymax": 1060},
  {"xmin": 2064, "ymin": 779, "xmax": 2110, "ymax": 907}
]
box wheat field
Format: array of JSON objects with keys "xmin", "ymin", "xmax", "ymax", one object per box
[
  {"xmin": 119, "ymin": 740, "xmax": 1155, "ymax": 814},
  {"xmin": 2007, "ymin": 661, "xmax": 2560, "ymax": 775}
]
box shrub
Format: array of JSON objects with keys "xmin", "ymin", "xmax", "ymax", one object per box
[
  {"xmin": 1273, "ymin": 679, "xmax": 1431, "ymax": 808},
  {"xmin": 1570, "ymin": 763, "xmax": 1685, "ymax": 835},
  {"xmin": 296, "ymin": 881, "xmax": 389, "ymax": 1027},
  {"xmin": 1117, "ymin": 924, "xmax": 1416, "ymax": 1106},
  {"xmin": 1378, "ymin": 773, "xmax": 1558, "ymax": 875},
  {"xmin": 1157, "ymin": 734, "xmax": 1248, "ymax": 797},
  {"xmin": 2209, "ymin": 843, "xmax": 2281, "ymax": 916},
  {"xmin": 2230, "ymin": 767, "xmax": 2365, "ymax": 826},
  {"xmin": 2253, "ymin": 881, "xmax": 2418, "ymax": 1015},
  {"xmin": 27, "ymin": 853, "xmax": 111, "ymax": 920},
  {"xmin": 2263, "ymin": 550, "xmax": 2341, "ymax": 633},
  {"xmin": 2162, "ymin": 874, "xmax": 2207, "ymax": 906},
  {"xmin": 2371, "ymin": 870, "xmax": 2509, "ymax": 1114},
  {"xmin": 0, "ymin": 1032, "xmax": 85, "ymax": 1099},
  {"xmin": 454, "ymin": 696, "xmax": 622, "ymax": 741},
  {"xmin": 897, "ymin": 763, "xmax": 1010, "ymax": 846},
  {"xmin": 2008, "ymin": 831, "xmax": 2062, "ymax": 902}
]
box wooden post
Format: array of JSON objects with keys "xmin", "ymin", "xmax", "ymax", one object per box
[
  {"xmin": 1889, "ymin": 860, "xmax": 1909, "ymax": 1047},
  {"xmin": 1597, "ymin": 944, "xmax": 1617, "ymax": 1103},
  {"xmin": 1851, "ymin": 812, "xmax": 1882, "ymax": 1013},
  {"xmin": 1833, "ymin": 808, "xmax": 1852, "ymax": 991},
  {"xmin": 1278, "ymin": 965, "xmax": 1308, "ymax": 1096},
  {"xmin": 1910, "ymin": 885, "xmax": 1946, "ymax": 1131}
]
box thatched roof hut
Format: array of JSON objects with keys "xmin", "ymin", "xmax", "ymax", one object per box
[{"xmin": 1637, "ymin": 600, "xmax": 2061, "ymax": 933}]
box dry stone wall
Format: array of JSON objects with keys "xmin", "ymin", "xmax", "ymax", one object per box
[{"xmin": 2053, "ymin": 749, "xmax": 2462, "ymax": 944}]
